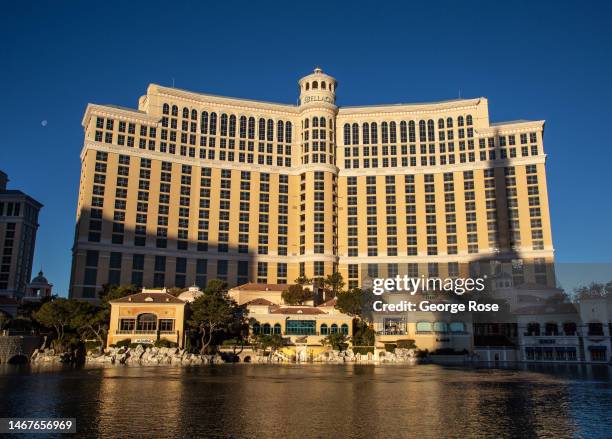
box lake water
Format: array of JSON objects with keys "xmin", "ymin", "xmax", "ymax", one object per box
[{"xmin": 1, "ymin": 364, "xmax": 611, "ymax": 438}]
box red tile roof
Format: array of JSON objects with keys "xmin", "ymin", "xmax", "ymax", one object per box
[
  {"xmin": 0, "ymin": 296, "xmax": 18, "ymax": 305},
  {"xmin": 111, "ymin": 291, "xmax": 185, "ymax": 304},
  {"xmin": 234, "ymin": 283, "xmax": 291, "ymax": 292},
  {"xmin": 319, "ymin": 297, "xmax": 337, "ymax": 307},
  {"xmin": 513, "ymin": 303, "xmax": 578, "ymax": 315},
  {"xmin": 246, "ymin": 298, "xmax": 275, "ymax": 306},
  {"xmin": 270, "ymin": 306, "xmax": 325, "ymax": 315}
]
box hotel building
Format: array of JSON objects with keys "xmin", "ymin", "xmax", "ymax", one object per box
[
  {"xmin": 70, "ymin": 68, "xmax": 554, "ymax": 299},
  {"xmin": 0, "ymin": 170, "xmax": 43, "ymax": 300}
]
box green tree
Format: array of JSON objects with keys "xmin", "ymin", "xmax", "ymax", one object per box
[
  {"xmin": 323, "ymin": 272, "xmax": 345, "ymax": 299},
  {"xmin": 0, "ymin": 311, "xmax": 10, "ymax": 332},
  {"xmin": 204, "ymin": 279, "xmax": 229, "ymax": 296},
  {"xmin": 189, "ymin": 291, "xmax": 236, "ymax": 354},
  {"xmin": 351, "ymin": 320, "xmax": 375, "ymax": 347},
  {"xmin": 33, "ymin": 298, "xmax": 81, "ymax": 340},
  {"xmin": 281, "ymin": 284, "xmax": 313, "ymax": 305},
  {"xmin": 70, "ymin": 301, "xmax": 108, "ymax": 348},
  {"xmin": 574, "ymin": 281, "xmax": 612, "ymax": 300},
  {"xmin": 255, "ymin": 333, "xmax": 285, "ymax": 361},
  {"xmin": 294, "ymin": 276, "xmax": 311, "ymax": 285},
  {"xmin": 322, "ymin": 332, "xmax": 349, "ymax": 352},
  {"xmin": 335, "ymin": 288, "xmax": 373, "ymax": 320}
]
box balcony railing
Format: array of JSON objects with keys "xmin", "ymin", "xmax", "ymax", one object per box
[{"xmin": 115, "ymin": 329, "xmax": 174, "ymax": 335}]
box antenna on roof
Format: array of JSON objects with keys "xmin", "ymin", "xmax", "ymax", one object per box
[
  {"xmin": 458, "ymin": 89, "xmax": 462, "ymax": 98},
  {"xmin": 172, "ymin": 77, "xmax": 175, "ymax": 88}
]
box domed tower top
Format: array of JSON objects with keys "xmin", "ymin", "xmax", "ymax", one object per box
[{"xmin": 298, "ymin": 67, "xmax": 337, "ymax": 109}]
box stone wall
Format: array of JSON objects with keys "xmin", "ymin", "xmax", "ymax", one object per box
[{"xmin": 0, "ymin": 335, "xmax": 43, "ymax": 364}]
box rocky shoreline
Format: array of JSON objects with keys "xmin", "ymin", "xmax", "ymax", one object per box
[{"xmin": 29, "ymin": 346, "xmax": 419, "ymax": 366}]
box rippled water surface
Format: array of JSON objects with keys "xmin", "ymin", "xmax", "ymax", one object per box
[{"xmin": 1, "ymin": 363, "xmax": 611, "ymax": 438}]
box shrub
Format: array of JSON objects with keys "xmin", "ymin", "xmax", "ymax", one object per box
[
  {"xmin": 84, "ymin": 341, "xmax": 102, "ymax": 352},
  {"xmin": 154, "ymin": 339, "xmax": 178, "ymax": 348},
  {"xmin": 115, "ymin": 338, "xmax": 131, "ymax": 348},
  {"xmin": 384, "ymin": 343, "xmax": 396, "ymax": 353},
  {"xmin": 396, "ymin": 339, "xmax": 416, "ymax": 349},
  {"xmin": 352, "ymin": 346, "xmax": 374, "ymax": 355}
]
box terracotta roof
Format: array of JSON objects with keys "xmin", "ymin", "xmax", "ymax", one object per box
[
  {"xmin": 246, "ymin": 298, "xmax": 275, "ymax": 306},
  {"xmin": 514, "ymin": 303, "xmax": 578, "ymax": 315},
  {"xmin": 270, "ymin": 306, "xmax": 325, "ymax": 315},
  {"xmin": 233, "ymin": 283, "xmax": 291, "ymax": 292},
  {"xmin": 111, "ymin": 291, "xmax": 185, "ymax": 304},
  {"xmin": 319, "ymin": 297, "xmax": 337, "ymax": 307},
  {"xmin": 0, "ymin": 296, "xmax": 18, "ymax": 305}
]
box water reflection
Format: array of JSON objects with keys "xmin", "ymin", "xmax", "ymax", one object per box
[{"xmin": 1, "ymin": 364, "xmax": 611, "ymax": 438}]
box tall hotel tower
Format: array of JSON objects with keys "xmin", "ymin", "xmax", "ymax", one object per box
[{"xmin": 70, "ymin": 69, "xmax": 554, "ymax": 299}]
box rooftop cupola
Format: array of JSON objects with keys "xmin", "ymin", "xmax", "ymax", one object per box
[{"xmin": 298, "ymin": 67, "xmax": 337, "ymax": 109}]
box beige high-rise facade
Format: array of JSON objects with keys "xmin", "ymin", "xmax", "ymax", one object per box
[{"xmin": 69, "ymin": 68, "xmax": 554, "ymax": 299}]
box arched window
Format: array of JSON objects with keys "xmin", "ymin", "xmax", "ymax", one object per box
[
  {"xmin": 344, "ymin": 123, "xmax": 351, "ymax": 145},
  {"xmin": 408, "ymin": 121, "xmax": 415, "ymax": 142},
  {"xmin": 466, "ymin": 115, "xmax": 473, "ymax": 126},
  {"xmin": 136, "ymin": 313, "xmax": 157, "ymax": 332},
  {"xmin": 312, "ymin": 117, "xmax": 319, "ymax": 128},
  {"xmin": 381, "ymin": 122, "xmax": 389, "ymax": 144},
  {"xmin": 319, "ymin": 117, "xmax": 326, "ymax": 128},
  {"xmin": 263, "ymin": 323, "xmax": 271, "ymax": 335},
  {"xmin": 248, "ymin": 117, "xmax": 255, "ymax": 139},
  {"xmin": 320, "ymin": 324, "xmax": 328, "ymax": 335},
  {"xmin": 285, "ymin": 121, "xmax": 292, "ymax": 143},
  {"xmin": 239, "ymin": 116, "xmax": 247, "ymax": 138},
  {"xmin": 201, "ymin": 111, "xmax": 209, "ymax": 134},
  {"xmin": 427, "ymin": 119, "xmax": 435, "ymax": 141},
  {"xmin": 162, "ymin": 103, "xmax": 170, "ymax": 115},
  {"xmin": 458, "ymin": 116, "xmax": 465, "ymax": 126},
  {"xmin": 258, "ymin": 118, "xmax": 266, "ymax": 140},
  {"xmin": 209, "ymin": 112, "xmax": 217, "ymax": 135},
  {"xmin": 229, "ymin": 115, "xmax": 236, "ymax": 137},
  {"xmin": 220, "ymin": 114, "xmax": 228, "ymax": 136},
  {"xmin": 253, "ymin": 323, "xmax": 260, "ymax": 335},
  {"xmin": 389, "ymin": 121, "xmax": 397, "ymax": 143},
  {"xmin": 362, "ymin": 123, "xmax": 370, "ymax": 144},
  {"xmin": 191, "ymin": 109, "xmax": 198, "ymax": 120},
  {"xmin": 588, "ymin": 322, "xmax": 604, "ymax": 336},
  {"xmin": 433, "ymin": 322, "xmax": 447, "ymax": 333},
  {"xmin": 277, "ymin": 120, "xmax": 284, "ymax": 142},
  {"xmin": 526, "ymin": 322, "xmax": 540, "ymax": 336},
  {"xmin": 438, "ymin": 118, "xmax": 445, "ymax": 130},
  {"xmin": 400, "ymin": 121, "xmax": 407, "ymax": 143},
  {"xmin": 267, "ymin": 119, "xmax": 274, "ymax": 141},
  {"xmin": 563, "ymin": 322, "xmax": 577, "ymax": 336},
  {"xmin": 418, "ymin": 120, "xmax": 426, "ymax": 142},
  {"xmin": 273, "ymin": 323, "xmax": 281, "ymax": 335},
  {"xmin": 304, "ymin": 118, "xmax": 309, "ymax": 129},
  {"xmin": 449, "ymin": 322, "xmax": 465, "ymax": 333},
  {"xmin": 371, "ymin": 122, "xmax": 378, "ymax": 144},
  {"xmin": 446, "ymin": 117, "xmax": 453, "ymax": 128},
  {"xmin": 341, "ymin": 324, "xmax": 349, "ymax": 335},
  {"xmin": 182, "ymin": 107, "xmax": 189, "ymax": 118},
  {"xmin": 305, "ymin": 82, "xmax": 310, "ymax": 91},
  {"xmin": 545, "ymin": 322, "xmax": 558, "ymax": 336},
  {"xmin": 321, "ymin": 81, "xmax": 326, "ymax": 89},
  {"xmin": 312, "ymin": 81, "xmax": 318, "ymax": 89},
  {"xmin": 171, "ymin": 105, "xmax": 178, "ymax": 117},
  {"xmin": 352, "ymin": 123, "xmax": 359, "ymax": 145},
  {"xmin": 416, "ymin": 321, "xmax": 432, "ymax": 332},
  {"xmin": 330, "ymin": 324, "xmax": 338, "ymax": 334}
]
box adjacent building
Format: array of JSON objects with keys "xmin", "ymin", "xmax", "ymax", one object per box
[
  {"xmin": 106, "ymin": 288, "xmax": 187, "ymax": 348},
  {"xmin": 0, "ymin": 170, "xmax": 43, "ymax": 300},
  {"xmin": 69, "ymin": 68, "xmax": 554, "ymax": 300}
]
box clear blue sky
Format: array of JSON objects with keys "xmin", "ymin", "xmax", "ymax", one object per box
[{"xmin": 1, "ymin": 1, "xmax": 610, "ymax": 295}]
